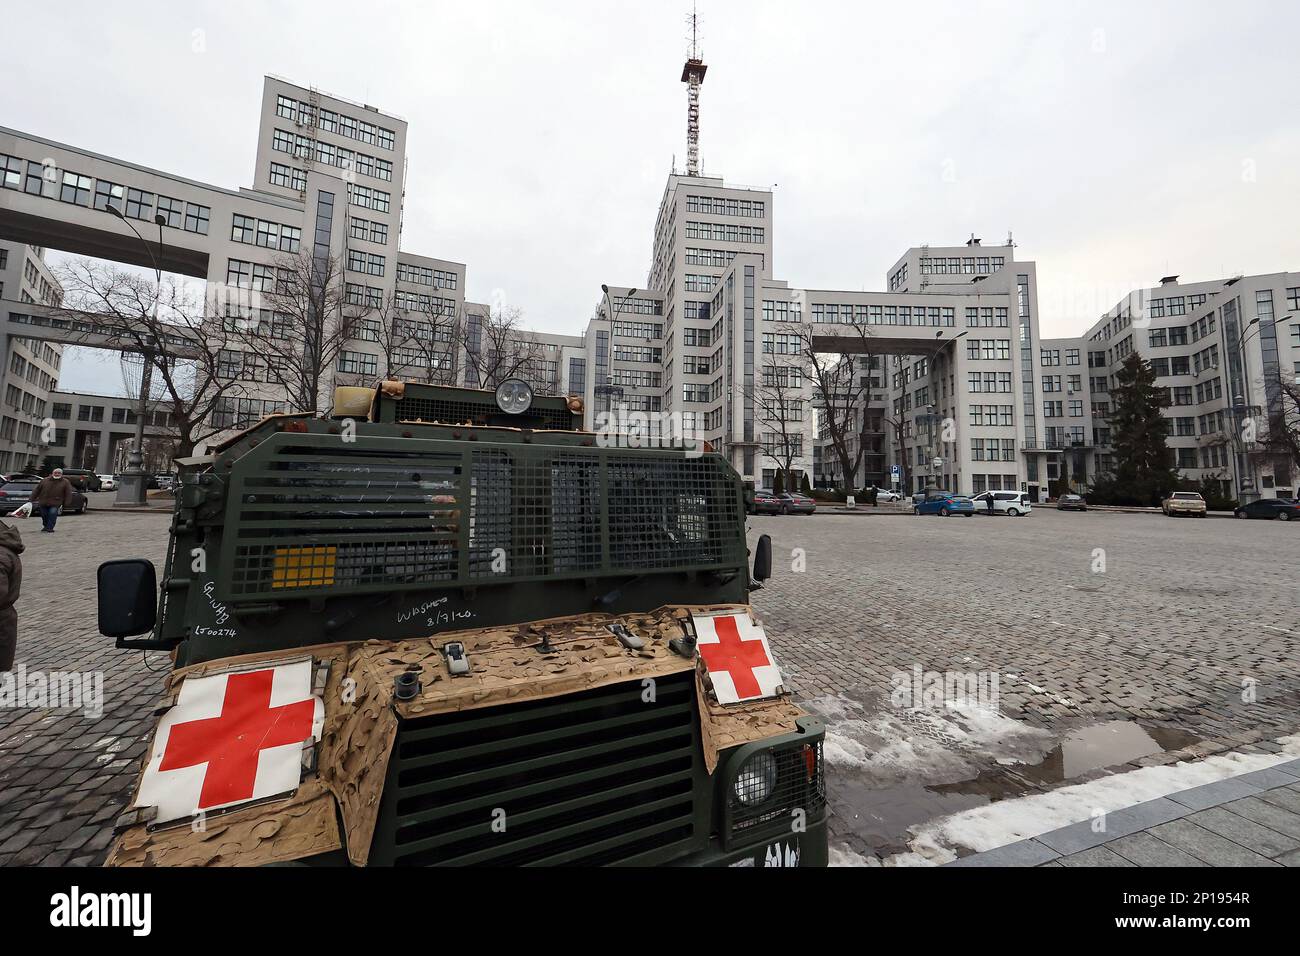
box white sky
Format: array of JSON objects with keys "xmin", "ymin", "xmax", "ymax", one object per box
[{"xmin": 4, "ymin": 0, "xmax": 1299, "ymax": 396}]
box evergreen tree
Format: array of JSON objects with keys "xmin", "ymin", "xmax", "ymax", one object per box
[
  {"xmin": 1107, "ymin": 353, "xmax": 1180, "ymax": 505},
  {"xmin": 800, "ymin": 472, "xmax": 812, "ymax": 494},
  {"xmin": 772, "ymin": 470, "xmax": 785, "ymax": 495}
]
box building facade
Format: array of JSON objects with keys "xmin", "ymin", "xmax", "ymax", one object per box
[
  {"xmin": 1070, "ymin": 273, "xmax": 1300, "ymax": 501},
  {"xmin": 42, "ymin": 389, "xmax": 177, "ymax": 473},
  {"xmin": 1, "ymin": 76, "xmax": 481, "ymax": 449},
  {"xmin": 0, "ymin": 241, "xmax": 63, "ymax": 472}
]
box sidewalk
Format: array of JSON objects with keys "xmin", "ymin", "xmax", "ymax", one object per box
[{"xmin": 947, "ymin": 759, "xmax": 1300, "ymax": 867}]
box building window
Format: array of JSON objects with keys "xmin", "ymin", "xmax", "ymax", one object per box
[
  {"xmin": 338, "ymin": 351, "xmax": 378, "ymax": 376},
  {"xmin": 231, "ymin": 214, "xmax": 256, "ymax": 244},
  {"xmin": 256, "ymin": 219, "xmax": 279, "ymax": 249},
  {"xmin": 59, "ymin": 171, "xmax": 92, "ymax": 206},
  {"xmin": 92, "ymin": 179, "xmax": 124, "ymax": 212},
  {"xmin": 184, "ymin": 203, "xmax": 210, "ymax": 235},
  {"xmin": 156, "ymin": 196, "xmax": 183, "ymax": 228}
]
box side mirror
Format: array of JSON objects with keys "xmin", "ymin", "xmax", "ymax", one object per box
[
  {"xmin": 98, "ymin": 559, "xmax": 157, "ymax": 639},
  {"xmin": 752, "ymin": 534, "xmax": 772, "ymax": 584}
]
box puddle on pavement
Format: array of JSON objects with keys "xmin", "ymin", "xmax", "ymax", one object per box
[
  {"xmin": 828, "ymin": 777, "xmax": 989, "ymax": 856},
  {"xmin": 1017, "ymin": 721, "xmax": 1201, "ymax": 785},
  {"xmin": 831, "ymin": 720, "xmax": 1202, "ymax": 857}
]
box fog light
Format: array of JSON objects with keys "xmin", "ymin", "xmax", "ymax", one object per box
[{"xmin": 734, "ymin": 751, "xmax": 777, "ymax": 806}]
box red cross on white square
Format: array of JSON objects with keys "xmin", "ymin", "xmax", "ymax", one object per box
[
  {"xmin": 134, "ymin": 659, "xmax": 325, "ymax": 825},
  {"xmin": 691, "ymin": 612, "xmax": 783, "ymax": 704}
]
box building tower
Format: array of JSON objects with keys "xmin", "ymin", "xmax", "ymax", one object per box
[{"xmin": 681, "ymin": 6, "xmax": 707, "ymax": 176}]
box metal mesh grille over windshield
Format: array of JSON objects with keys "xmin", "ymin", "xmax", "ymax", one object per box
[{"xmin": 221, "ymin": 437, "xmax": 743, "ymax": 599}]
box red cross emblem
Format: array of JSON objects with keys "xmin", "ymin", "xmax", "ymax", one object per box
[
  {"xmin": 692, "ymin": 612, "xmax": 783, "ymax": 703},
  {"xmin": 134, "ymin": 660, "xmax": 324, "ymax": 823}
]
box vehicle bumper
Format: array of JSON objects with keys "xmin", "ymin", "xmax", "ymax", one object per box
[{"xmin": 673, "ymin": 814, "xmax": 829, "ymax": 867}]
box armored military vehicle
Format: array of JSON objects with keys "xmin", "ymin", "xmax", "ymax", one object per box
[{"xmin": 97, "ymin": 379, "xmax": 826, "ymax": 867}]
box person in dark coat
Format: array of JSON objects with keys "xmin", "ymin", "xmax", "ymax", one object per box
[
  {"xmin": 30, "ymin": 467, "xmax": 75, "ymax": 533},
  {"xmin": 0, "ymin": 521, "xmax": 23, "ymax": 671}
]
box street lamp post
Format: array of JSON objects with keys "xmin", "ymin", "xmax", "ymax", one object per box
[
  {"xmin": 105, "ymin": 205, "xmax": 167, "ymax": 507},
  {"xmin": 1227, "ymin": 316, "xmax": 1262, "ymax": 504},
  {"xmin": 921, "ymin": 329, "xmax": 968, "ymax": 488},
  {"xmin": 598, "ymin": 284, "xmax": 637, "ymax": 421}
]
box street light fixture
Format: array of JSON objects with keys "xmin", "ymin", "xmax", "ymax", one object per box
[
  {"xmin": 921, "ymin": 330, "xmax": 969, "ymax": 488},
  {"xmin": 104, "ymin": 203, "xmax": 168, "ymax": 507},
  {"xmin": 597, "ymin": 285, "xmax": 639, "ymax": 418}
]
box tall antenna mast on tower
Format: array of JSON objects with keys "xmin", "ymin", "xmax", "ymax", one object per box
[{"xmin": 681, "ymin": 3, "xmax": 707, "ymax": 177}]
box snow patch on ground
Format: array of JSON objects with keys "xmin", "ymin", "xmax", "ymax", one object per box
[
  {"xmin": 805, "ymin": 694, "xmax": 1055, "ymax": 785},
  {"xmin": 828, "ymin": 842, "xmax": 880, "ymax": 867},
  {"xmin": 887, "ymin": 735, "xmax": 1300, "ymax": 866}
]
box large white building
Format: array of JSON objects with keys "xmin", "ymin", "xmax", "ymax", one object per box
[
  {"xmin": 0, "ymin": 77, "xmax": 491, "ymax": 447},
  {"xmin": 584, "ymin": 43, "xmax": 1060, "ymax": 498},
  {"xmin": 1041, "ymin": 272, "xmax": 1300, "ymax": 502}
]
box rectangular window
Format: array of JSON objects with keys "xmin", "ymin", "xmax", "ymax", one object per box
[
  {"xmin": 338, "ymin": 351, "xmax": 378, "ymax": 376},
  {"xmin": 156, "ymin": 196, "xmax": 183, "ymax": 228},
  {"xmin": 256, "ymin": 219, "xmax": 279, "ymax": 249},
  {"xmin": 92, "ymin": 179, "xmax": 124, "ymax": 212},
  {"xmin": 231, "ymin": 214, "xmax": 256, "ymax": 244},
  {"xmin": 59, "ymin": 171, "xmax": 92, "ymax": 206},
  {"xmin": 184, "ymin": 202, "xmax": 210, "ymax": 235}
]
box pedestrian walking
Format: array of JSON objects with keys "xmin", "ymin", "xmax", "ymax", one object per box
[
  {"xmin": 0, "ymin": 521, "xmax": 22, "ymax": 671},
  {"xmin": 30, "ymin": 467, "xmax": 75, "ymax": 533}
]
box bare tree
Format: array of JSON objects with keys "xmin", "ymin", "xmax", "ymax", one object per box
[
  {"xmin": 747, "ymin": 363, "xmax": 806, "ymax": 489},
  {"xmin": 1256, "ymin": 380, "xmax": 1300, "ymax": 488},
  {"xmin": 370, "ymin": 294, "xmax": 462, "ymax": 386},
  {"xmin": 229, "ymin": 249, "xmax": 359, "ymax": 413},
  {"xmin": 786, "ymin": 320, "xmax": 879, "ymax": 492},
  {"xmin": 462, "ymin": 306, "xmax": 551, "ymax": 392},
  {"xmin": 54, "ymin": 259, "xmax": 248, "ymax": 459}
]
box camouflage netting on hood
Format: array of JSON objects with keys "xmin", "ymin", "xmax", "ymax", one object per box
[{"xmin": 107, "ymin": 606, "xmax": 805, "ymax": 866}]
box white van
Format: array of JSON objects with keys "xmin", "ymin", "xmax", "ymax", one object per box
[{"xmin": 970, "ymin": 490, "xmax": 1032, "ymax": 516}]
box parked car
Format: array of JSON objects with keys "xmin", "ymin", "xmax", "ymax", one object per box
[
  {"xmin": 914, "ymin": 490, "xmax": 976, "ymax": 517},
  {"xmin": 874, "ymin": 488, "xmax": 903, "ymax": 502},
  {"xmin": 0, "ymin": 479, "xmax": 88, "ymax": 515},
  {"xmin": 746, "ymin": 488, "xmax": 782, "ymax": 515},
  {"xmin": 1, "ymin": 472, "xmax": 42, "ymax": 484},
  {"xmin": 1162, "ymin": 491, "xmax": 1207, "ymax": 517},
  {"xmin": 1233, "ymin": 498, "xmax": 1300, "ymax": 521},
  {"xmin": 1056, "ymin": 493, "xmax": 1088, "ymax": 512},
  {"xmin": 971, "ymin": 490, "xmax": 1033, "ymax": 516},
  {"xmin": 154, "ymin": 474, "xmax": 175, "ymax": 491},
  {"xmin": 97, "ymin": 474, "xmax": 117, "ymax": 492},
  {"xmin": 59, "ymin": 468, "xmax": 102, "ymax": 492},
  {"xmin": 776, "ymin": 492, "xmax": 816, "ymax": 515}
]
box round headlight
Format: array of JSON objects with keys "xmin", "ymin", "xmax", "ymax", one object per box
[
  {"xmin": 495, "ymin": 378, "xmax": 533, "ymax": 415},
  {"xmin": 733, "ymin": 751, "xmax": 778, "ymax": 807}
]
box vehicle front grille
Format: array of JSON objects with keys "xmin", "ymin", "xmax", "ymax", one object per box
[{"xmin": 373, "ymin": 670, "xmax": 705, "ymax": 866}]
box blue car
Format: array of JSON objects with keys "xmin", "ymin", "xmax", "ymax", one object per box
[{"xmin": 913, "ymin": 490, "xmax": 976, "ymax": 517}]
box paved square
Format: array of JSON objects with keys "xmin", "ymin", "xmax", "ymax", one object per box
[
  {"xmin": 1, "ymin": 504, "xmax": 1298, "ymax": 866},
  {"xmin": 745, "ymin": 508, "xmax": 1300, "ymax": 862}
]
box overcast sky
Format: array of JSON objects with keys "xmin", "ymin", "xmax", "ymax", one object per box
[{"xmin": 5, "ymin": 0, "xmax": 1299, "ymax": 395}]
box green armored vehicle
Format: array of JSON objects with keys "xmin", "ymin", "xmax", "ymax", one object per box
[{"xmin": 98, "ymin": 380, "xmax": 826, "ymax": 867}]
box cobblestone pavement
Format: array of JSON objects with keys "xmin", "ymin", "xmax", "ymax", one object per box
[
  {"xmin": 747, "ymin": 509, "xmax": 1300, "ymax": 862},
  {"xmin": 0, "ymin": 501, "xmax": 171, "ymax": 866},
  {"xmin": 2, "ymin": 505, "xmax": 1297, "ymax": 866}
]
